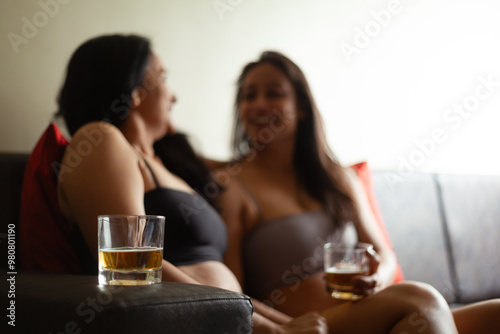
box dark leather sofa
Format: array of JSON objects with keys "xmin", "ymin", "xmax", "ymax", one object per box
[{"xmin": 0, "ymin": 153, "xmax": 253, "ymax": 334}]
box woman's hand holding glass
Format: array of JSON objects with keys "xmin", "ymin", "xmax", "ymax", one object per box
[
  {"xmin": 324, "ymin": 243, "xmax": 382, "ymax": 300},
  {"xmin": 351, "ymin": 245, "xmax": 381, "ymax": 297}
]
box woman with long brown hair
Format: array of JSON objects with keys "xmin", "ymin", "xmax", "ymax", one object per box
[{"xmin": 217, "ymin": 50, "xmax": 500, "ymax": 333}]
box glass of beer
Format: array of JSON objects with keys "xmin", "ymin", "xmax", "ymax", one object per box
[
  {"xmin": 324, "ymin": 242, "xmax": 371, "ymax": 300},
  {"xmin": 98, "ymin": 215, "xmax": 165, "ymax": 285}
]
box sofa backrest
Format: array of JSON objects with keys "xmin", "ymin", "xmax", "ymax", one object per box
[
  {"xmin": 0, "ymin": 153, "xmax": 29, "ymax": 268},
  {"xmin": 373, "ymin": 170, "xmax": 500, "ymax": 304},
  {"xmin": 372, "ymin": 171, "xmax": 457, "ymax": 302},
  {"xmin": 437, "ymin": 174, "xmax": 500, "ymax": 303}
]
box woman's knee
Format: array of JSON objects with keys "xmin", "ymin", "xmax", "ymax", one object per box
[{"xmin": 385, "ymin": 281, "xmax": 450, "ymax": 311}]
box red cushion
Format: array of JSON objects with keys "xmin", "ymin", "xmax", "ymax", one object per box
[
  {"xmin": 19, "ymin": 123, "xmax": 91, "ymax": 274},
  {"xmin": 350, "ymin": 161, "xmax": 405, "ymax": 283}
]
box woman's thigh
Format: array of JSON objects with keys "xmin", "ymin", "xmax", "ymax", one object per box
[{"xmin": 452, "ymin": 299, "xmax": 500, "ymax": 334}]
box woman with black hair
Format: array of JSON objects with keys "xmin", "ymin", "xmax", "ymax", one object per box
[{"xmin": 217, "ymin": 50, "xmax": 500, "ymax": 333}]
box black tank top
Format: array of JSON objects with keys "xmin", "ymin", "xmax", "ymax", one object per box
[{"xmin": 142, "ymin": 160, "xmax": 227, "ymax": 266}]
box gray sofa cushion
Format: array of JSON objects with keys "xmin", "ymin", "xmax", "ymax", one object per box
[
  {"xmin": 437, "ymin": 174, "xmax": 500, "ymax": 303},
  {"xmin": 373, "ymin": 171, "xmax": 456, "ymax": 303}
]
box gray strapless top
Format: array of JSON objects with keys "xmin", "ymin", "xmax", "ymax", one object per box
[{"xmin": 242, "ymin": 210, "xmax": 357, "ymax": 298}]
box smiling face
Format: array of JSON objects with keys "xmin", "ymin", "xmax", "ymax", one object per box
[{"xmin": 238, "ymin": 62, "xmax": 303, "ymax": 147}]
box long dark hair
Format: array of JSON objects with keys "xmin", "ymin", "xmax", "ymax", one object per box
[
  {"xmin": 56, "ymin": 34, "xmax": 151, "ymax": 135},
  {"xmin": 233, "ymin": 51, "xmax": 360, "ymax": 229}
]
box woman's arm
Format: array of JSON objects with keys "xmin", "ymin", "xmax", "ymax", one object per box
[
  {"xmin": 58, "ymin": 122, "xmax": 145, "ymax": 261},
  {"xmin": 344, "ymin": 168, "xmax": 397, "ymax": 294},
  {"xmin": 161, "ymin": 260, "xmax": 201, "ymax": 284}
]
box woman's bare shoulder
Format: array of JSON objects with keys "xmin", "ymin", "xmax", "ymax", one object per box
[
  {"xmin": 212, "ymin": 160, "xmax": 246, "ymax": 190},
  {"xmin": 214, "ymin": 161, "xmax": 264, "ymax": 230},
  {"xmin": 60, "ymin": 122, "xmax": 138, "ymax": 183},
  {"xmin": 69, "ymin": 122, "xmax": 126, "ymax": 150},
  {"xmin": 343, "ymin": 166, "xmax": 369, "ymax": 196},
  {"xmin": 66, "ymin": 122, "xmax": 134, "ymax": 159},
  {"xmin": 343, "ymin": 166, "xmax": 359, "ymax": 183}
]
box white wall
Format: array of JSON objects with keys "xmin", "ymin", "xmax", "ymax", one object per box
[{"xmin": 1, "ymin": 0, "xmax": 500, "ymax": 176}]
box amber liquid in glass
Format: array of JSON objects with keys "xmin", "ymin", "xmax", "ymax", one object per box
[{"xmin": 99, "ymin": 247, "xmax": 163, "ymax": 285}]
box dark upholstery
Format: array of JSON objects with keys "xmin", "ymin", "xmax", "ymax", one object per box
[
  {"xmin": 373, "ymin": 170, "xmax": 500, "ymax": 306},
  {"xmin": 11, "ymin": 273, "xmax": 252, "ymax": 334},
  {"xmin": 1, "ymin": 153, "xmax": 26, "ymax": 269},
  {"xmin": 0, "ymin": 153, "xmax": 253, "ymax": 333}
]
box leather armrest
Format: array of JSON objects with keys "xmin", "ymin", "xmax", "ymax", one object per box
[{"xmin": 7, "ymin": 271, "xmax": 253, "ymax": 333}]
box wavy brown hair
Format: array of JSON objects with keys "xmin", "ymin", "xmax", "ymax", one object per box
[{"xmin": 232, "ymin": 51, "xmax": 360, "ymax": 229}]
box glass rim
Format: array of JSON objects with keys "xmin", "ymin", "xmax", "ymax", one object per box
[
  {"xmin": 324, "ymin": 242, "xmax": 373, "ymax": 251},
  {"xmin": 97, "ymin": 214, "xmax": 165, "ymax": 220}
]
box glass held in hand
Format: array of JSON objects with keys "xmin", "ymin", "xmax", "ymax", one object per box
[{"xmin": 323, "ymin": 242, "xmax": 372, "ymax": 301}]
